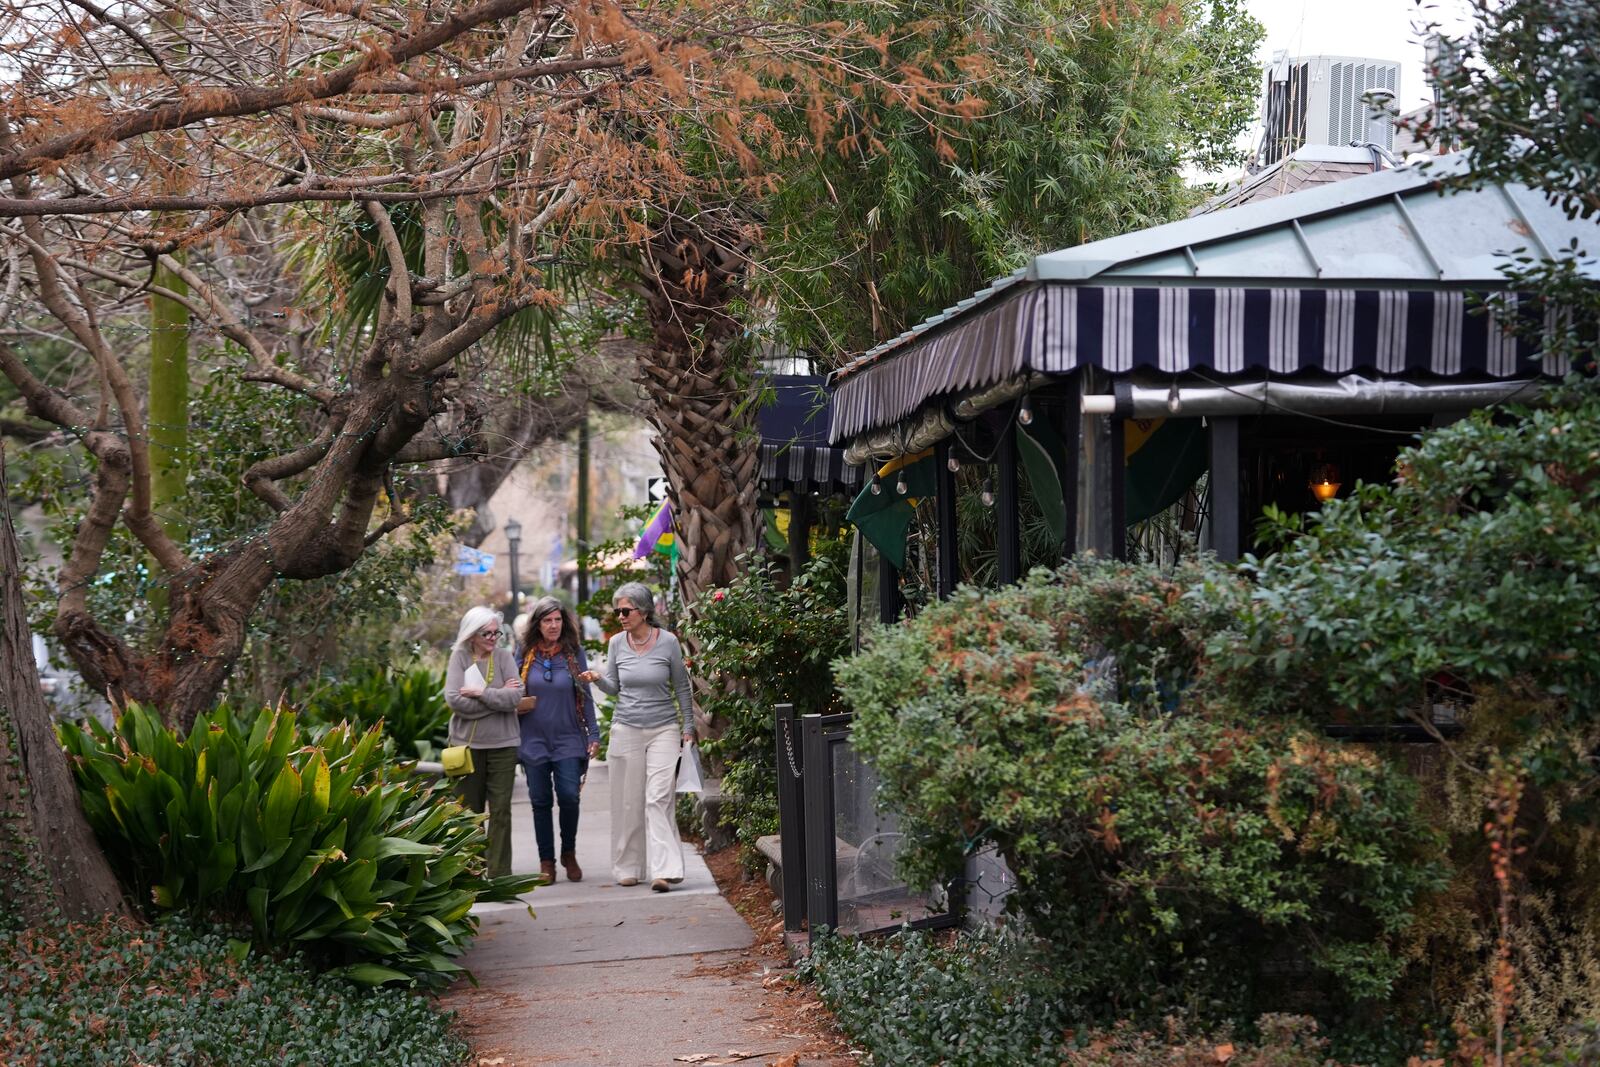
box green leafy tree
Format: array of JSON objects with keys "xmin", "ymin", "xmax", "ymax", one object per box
[
  {"xmin": 761, "ymin": 0, "xmax": 1264, "ymax": 356},
  {"xmin": 1413, "ymin": 0, "xmax": 1599, "ymax": 369}
]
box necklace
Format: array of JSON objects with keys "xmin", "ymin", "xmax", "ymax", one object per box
[{"xmin": 626, "ymin": 627, "xmax": 654, "ymax": 653}]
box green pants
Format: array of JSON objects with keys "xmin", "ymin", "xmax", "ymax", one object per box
[{"xmin": 455, "ymin": 745, "xmax": 518, "ymax": 878}]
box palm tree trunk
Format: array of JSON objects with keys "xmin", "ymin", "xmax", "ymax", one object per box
[{"xmin": 635, "ymin": 218, "xmax": 762, "ymax": 614}]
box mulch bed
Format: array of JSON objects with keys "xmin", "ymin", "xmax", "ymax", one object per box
[{"xmin": 700, "ymin": 845, "xmax": 858, "ymax": 1067}]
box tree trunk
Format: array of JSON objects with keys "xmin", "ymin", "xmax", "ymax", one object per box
[
  {"xmin": 635, "ymin": 218, "xmax": 762, "ymax": 740},
  {"xmin": 0, "ymin": 441, "xmax": 128, "ymax": 926},
  {"xmin": 636, "ymin": 219, "xmax": 762, "ymax": 614},
  {"xmin": 149, "ymin": 255, "xmax": 189, "ymax": 543}
]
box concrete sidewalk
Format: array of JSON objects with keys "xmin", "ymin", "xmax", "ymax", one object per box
[{"xmin": 444, "ymin": 760, "xmax": 809, "ymax": 1067}]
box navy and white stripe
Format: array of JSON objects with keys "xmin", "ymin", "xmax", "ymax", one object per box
[
  {"xmin": 828, "ymin": 283, "xmax": 1555, "ymax": 443},
  {"xmin": 760, "ymin": 444, "xmax": 862, "ymax": 492}
]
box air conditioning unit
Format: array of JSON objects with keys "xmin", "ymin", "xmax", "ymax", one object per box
[{"xmin": 1259, "ymin": 53, "xmax": 1400, "ymax": 165}]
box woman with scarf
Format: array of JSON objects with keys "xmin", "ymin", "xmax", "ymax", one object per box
[{"xmin": 516, "ymin": 597, "xmax": 600, "ymax": 885}]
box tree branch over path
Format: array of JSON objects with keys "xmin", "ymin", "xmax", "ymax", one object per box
[
  {"xmin": 0, "ymin": 0, "xmax": 985, "ymax": 729},
  {"xmin": 0, "ymin": 0, "xmax": 543, "ymax": 183}
]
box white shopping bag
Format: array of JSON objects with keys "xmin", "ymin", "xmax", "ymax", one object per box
[{"xmin": 675, "ymin": 743, "xmax": 704, "ymax": 794}]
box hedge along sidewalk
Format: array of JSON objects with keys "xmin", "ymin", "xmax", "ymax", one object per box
[{"xmin": 443, "ymin": 759, "xmax": 816, "ymax": 1067}]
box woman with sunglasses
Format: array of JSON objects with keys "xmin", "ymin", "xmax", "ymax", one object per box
[
  {"xmin": 515, "ymin": 597, "xmax": 600, "ymax": 886},
  {"xmin": 578, "ymin": 581, "xmax": 696, "ymax": 892},
  {"xmin": 445, "ymin": 606, "xmax": 531, "ymax": 878}
]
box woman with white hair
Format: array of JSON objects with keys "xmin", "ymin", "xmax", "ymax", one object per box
[
  {"xmin": 578, "ymin": 581, "xmax": 695, "ymax": 892},
  {"xmin": 445, "ymin": 605, "xmax": 531, "ymax": 878}
]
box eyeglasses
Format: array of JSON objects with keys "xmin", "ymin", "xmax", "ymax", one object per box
[
  {"xmin": 477, "ymin": 629, "xmax": 501, "ymax": 639},
  {"xmin": 614, "ymin": 607, "xmax": 635, "ymax": 618}
]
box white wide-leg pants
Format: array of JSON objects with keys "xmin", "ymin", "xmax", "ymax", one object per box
[{"xmin": 608, "ymin": 722, "xmax": 684, "ymax": 883}]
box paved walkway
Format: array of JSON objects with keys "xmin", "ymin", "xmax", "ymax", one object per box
[{"xmin": 443, "ymin": 761, "xmax": 808, "ymax": 1067}]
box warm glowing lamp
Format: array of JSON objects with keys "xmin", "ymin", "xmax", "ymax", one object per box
[{"xmin": 1309, "ymin": 463, "xmax": 1342, "ymax": 502}]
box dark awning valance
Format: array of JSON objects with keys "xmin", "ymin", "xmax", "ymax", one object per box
[
  {"xmin": 760, "ymin": 442, "xmax": 862, "ymax": 492},
  {"xmin": 827, "ymin": 283, "xmax": 1564, "ymax": 444},
  {"xmin": 758, "ymin": 372, "xmax": 863, "ymax": 493}
]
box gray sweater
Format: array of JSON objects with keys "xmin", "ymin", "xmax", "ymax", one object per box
[
  {"xmin": 444, "ymin": 645, "xmax": 523, "ymax": 749},
  {"xmin": 592, "ymin": 629, "xmax": 694, "ymax": 734}
]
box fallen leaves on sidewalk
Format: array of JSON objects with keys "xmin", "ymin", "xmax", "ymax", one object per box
[{"xmin": 673, "ymin": 1051, "xmax": 771, "ymax": 1065}]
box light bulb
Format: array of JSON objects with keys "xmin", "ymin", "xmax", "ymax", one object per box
[
  {"xmin": 946, "ymin": 455, "xmax": 961, "ymax": 473},
  {"xmin": 981, "ymin": 484, "xmax": 995, "ymax": 508},
  {"xmin": 895, "ymin": 475, "xmax": 908, "ymax": 495},
  {"xmin": 869, "ymin": 481, "xmax": 882, "ymax": 496},
  {"xmin": 1017, "ymin": 402, "xmax": 1034, "ymax": 426}
]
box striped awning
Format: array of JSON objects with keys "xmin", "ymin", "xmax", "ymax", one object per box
[
  {"xmin": 760, "ymin": 442, "xmax": 862, "ymax": 492},
  {"xmin": 827, "ymin": 283, "xmax": 1565, "ymax": 444}
]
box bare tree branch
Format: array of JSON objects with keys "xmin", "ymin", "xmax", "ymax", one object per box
[{"xmin": 0, "ymin": 0, "xmax": 544, "ymax": 183}]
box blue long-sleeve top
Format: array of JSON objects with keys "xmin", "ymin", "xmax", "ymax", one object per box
[{"xmin": 516, "ymin": 645, "xmax": 600, "ymax": 764}]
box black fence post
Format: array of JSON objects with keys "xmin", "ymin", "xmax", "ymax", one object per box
[
  {"xmin": 773, "ymin": 702, "xmax": 807, "ymax": 936},
  {"xmin": 801, "ymin": 713, "xmax": 839, "ymax": 934}
]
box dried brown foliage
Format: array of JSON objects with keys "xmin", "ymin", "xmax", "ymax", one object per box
[{"xmin": 0, "ymin": 0, "xmax": 979, "ymax": 726}]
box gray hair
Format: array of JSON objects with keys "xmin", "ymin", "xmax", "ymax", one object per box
[
  {"xmin": 453, "ymin": 606, "xmax": 504, "ymax": 654},
  {"xmin": 611, "ymin": 581, "xmax": 657, "ymax": 625}
]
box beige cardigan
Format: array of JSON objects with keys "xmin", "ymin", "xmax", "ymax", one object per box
[{"xmin": 443, "ymin": 645, "xmax": 522, "ymax": 748}]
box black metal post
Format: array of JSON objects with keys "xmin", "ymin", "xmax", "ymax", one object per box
[
  {"xmin": 506, "ymin": 536, "xmax": 521, "ymax": 619},
  {"xmin": 933, "ymin": 440, "xmax": 958, "ymax": 599},
  {"xmin": 1051, "ymin": 387, "xmax": 1080, "ymax": 561},
  {"xmin": 1109, "ymin": 416, "xmax": 1127, "ymax": 561},
  {"xmin": 801, "ymin": 713, "xmax": 838, "ymax": 934},
  {"xmin": 1209, "ymin": 416, "xmax": 1242, "ymax": 561},
  {"xmin": 576, "ymin": 416, "xmax": 591, "ymax": 604},
  {"xmin": 996, "ymin": 423, "xmax": 1021, "ymax": 585},
  {"xmin": 877, "ymin": 551, "xmax": 902, "ymax": 624},
  {"xmin": 787, "ymin": 492, "xmax": 813, "ymax": 581},
  {"xmin": 774, "ymin": 702, "xmax": 807, "ymax": 935}
]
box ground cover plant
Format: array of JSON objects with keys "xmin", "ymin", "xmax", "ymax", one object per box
[
  {"xmin": 59, "ymin": 703, "xmax": 537, "ymax": 985},
  {"xmin": 0, "ymin": 915, "xmax": 470, "ymax": 1066}
]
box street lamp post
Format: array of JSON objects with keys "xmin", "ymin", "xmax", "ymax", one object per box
[{"xmin": 504, "ymin": 517, "xmax": 522, "ymax": 623}]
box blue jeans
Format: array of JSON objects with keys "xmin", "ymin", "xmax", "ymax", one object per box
[{"xmin": 524, "ymin": 756, "xmax": 584, "ymax": 860}]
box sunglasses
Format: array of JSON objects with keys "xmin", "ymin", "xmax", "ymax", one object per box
[{"xmin": 613, "ymin": 607, "xmax": 636, "ymax": 618}]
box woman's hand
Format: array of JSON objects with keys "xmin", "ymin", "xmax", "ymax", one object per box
[
  {"xmin": 682, "ymin": 730, "xmax": 696, "ymax": 746},
  {"xmin": 577, "ymin": 669, "xmax": 599, "ymax": 683},
  {"xmin": 458, "ymin": 686, "xmax": 483, "ymax": 698},
  {"xmin": 587, "ymin": 740, "xmax": 600, "ymax": 758},
  {"xmin": 502, "ymin": 676, "xmax": 522, "ymax": 688},
  {"xmin": 516, "ymin": 695, "xmax": 536, "ymax": 714}
]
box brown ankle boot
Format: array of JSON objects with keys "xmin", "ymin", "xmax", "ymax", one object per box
[
  {"xmin": 537, "ymin": 859, "xmax": 556, "ymax": 885},
  {"xmin": 560, "ymin": 852, "xmax": 583, "ymax": 882}
]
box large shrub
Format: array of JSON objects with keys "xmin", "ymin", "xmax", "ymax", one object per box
[
  {"xmin": 837, "ymin": 559, "xmax": 1447, "ymax": 1021},
  {"xmin": 60, "ymin": 703, "xmax": 536, "ymax": 986},
  {"xmin": 1228, "ymin": 380, "xmax": 1600, "ymax": 1040},
  {"xmin": 683, "ymin": 538, "xmax": 850, "ymax": 856},
  {"xmin": 0, "ymin": 915, "xmax": 470, "ymax": 1066}
]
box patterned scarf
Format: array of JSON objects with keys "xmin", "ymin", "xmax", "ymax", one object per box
[{"xmin": 521, "ymin": 641, "xmax": 587, "ymax": 726}]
